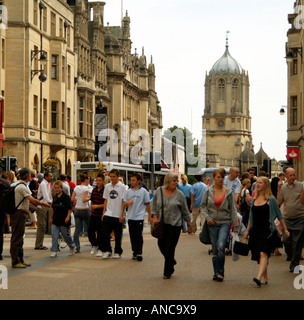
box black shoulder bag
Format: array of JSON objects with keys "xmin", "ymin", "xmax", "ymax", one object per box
[{"xmin": 199, "ymin": 188, "xmax": 211, "ymax": 245}]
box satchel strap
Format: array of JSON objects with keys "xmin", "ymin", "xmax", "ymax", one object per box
[
  {"xmin": 159, "ymin": 186, "xmax": 164, "ymax": 223},
  {"xmin": 15, "ymin": 182, "xmax": 27, "ymax": 210}
]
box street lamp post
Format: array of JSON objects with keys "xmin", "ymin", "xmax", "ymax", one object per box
[
  {"xmin": 285, "ymin": 47, "xmax": 302, "ymax": 64},
  {"xmin": 279, "ymin": 106, "xmax": 287, "ymax": 116},
  {"xmin": 280, "ymin": 105, "xmax": 296, "ymax": 169},
  {"xmin": 95, "ymin": 99, "xmax": 107, "ymax": 161},
  {"xmin": 30, "ymin": 1, "xmax": 47, "ymax": 172},
  {"xmin": 31, "ymin": 2, "xmax": 47, "ymax": 83},
  {"xmin": 64, "ymin": 20, "xmax": 69, "ymax": 173}
]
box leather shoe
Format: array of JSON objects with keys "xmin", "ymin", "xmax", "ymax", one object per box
[
  {"xmin": 12, "ymin": 263, "xmax": 26, "ymax": 268},
  {"xmin": 21, "ymin": 262, "xmax": 31, "ymax": 267},
  {"xmin": 253, "ymin": 278, "xmax": 261, "ymax": 287}
]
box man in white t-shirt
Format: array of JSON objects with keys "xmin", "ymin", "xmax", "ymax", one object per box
[
  {"xmin": 101, "ymin": 169, "xmax": 126, "ymax": 259},
  {"xmin": 71, "ymin": 174, "xmax": 90, "ymax": 253},
  {"xmin": 36, "ymin": 172, "xmax": 53, "ymax": 250}
]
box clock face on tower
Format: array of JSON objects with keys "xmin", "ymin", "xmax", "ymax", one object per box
[{"xmin": 218, "ymin": 120, "xmax": 224, "ymax": 128}]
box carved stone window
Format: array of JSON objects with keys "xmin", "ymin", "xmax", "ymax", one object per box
[
  {"xmin": 232, "ymin": 79, "xmax": 239, "ymax": 102},
  {"xmin": 218, "ymin": 79, "xmax": 225, "ymax": 101}
]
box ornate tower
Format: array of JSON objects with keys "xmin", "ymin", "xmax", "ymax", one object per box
[{"xmin": 202, "ymin": 35, "xmax": 253, "ymax": 168}]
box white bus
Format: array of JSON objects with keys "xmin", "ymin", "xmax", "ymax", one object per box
[
  {"xmin": 72, "ymin": 161, "xmax": 171, "ymax": 193},
  {"xmin": 200, "ymin": 167, "xmax": 229, "ymax": 184}
]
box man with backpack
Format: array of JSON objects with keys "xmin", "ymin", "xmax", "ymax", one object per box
[{"xmin": 8, "ymin": 168, "xmax": 50, "ymax": 268}]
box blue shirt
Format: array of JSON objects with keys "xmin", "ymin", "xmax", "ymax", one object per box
[
  {"xmin": 190, "ymin": 182, "xmax": 207, "ymax": 208},
  {"xmin": 178, "ymin": 183, "xmax": 191, "ymax": 199},
  {"xmin": 123, "ymin": 187, "xmax": 150, "ymax": 220}
]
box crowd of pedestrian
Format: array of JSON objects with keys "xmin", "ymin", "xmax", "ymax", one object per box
[
  {"xmin": 0, "ymin": 167, "xmax": 152, "ymax": 266},
  {"xmin": 0, "ymin": 165, "xmax": 303, "ymax": 286},
  {"xmin": 172, "ymin": 166, "xmax": 304, "ymax": 285}
]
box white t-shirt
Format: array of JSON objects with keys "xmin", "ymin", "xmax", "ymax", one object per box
[
  {"xmin": 223, "ymin": 176, "xmax": 241, "ymax": 194},
  {"xmin": 103, "ymin": 181, "xmax": 126, "ymax": 218},
  {"xmin": 241, "ymin": 188, "xmax": 249, "ymax": 197},
  {"xmin": 74, "ymin": 185, "xmax": 89, "ymax": 209}
]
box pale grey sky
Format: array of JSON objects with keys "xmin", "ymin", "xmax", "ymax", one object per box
[{"xmin": 90, "ymin": 0, "xmax": 293, "ymax": 161}]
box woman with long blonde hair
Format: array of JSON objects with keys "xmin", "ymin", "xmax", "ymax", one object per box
[{"xmin": 244, "ymin": 177, "xmax": 289, "ymax": 286}]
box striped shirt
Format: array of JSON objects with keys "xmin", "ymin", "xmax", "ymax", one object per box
[{"xmin": 90, "ymin": 186, "xmax": 105, "ymax": 216}]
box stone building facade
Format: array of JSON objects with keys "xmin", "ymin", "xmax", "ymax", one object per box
[
  {"xmin": 2, "ymin": 0, "xmax": 76, "ymax": 175},
  {"xmin": 0, "ymin": 0, "xmax": 162, "ymax": 175},
  {"xmin": 286, "ymin": 0, "xmax": 304, "ymax": 181},
  {"xmin": 103, "ymin": 11, "xmax": 162, "ymax": 162}
]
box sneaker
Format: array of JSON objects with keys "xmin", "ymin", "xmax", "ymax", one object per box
[
  {"xmin": 96, "ymin": 250, "xmax": 103, "ymax": 257},
  {"xmin": 137, "ymin": 255, "xmax": 143, "ymax": 262},
  {"xmin": 113, "ymin": 253, "xmax": 121, "ymax": 259},
  {"xmin": 102, "ymin": 252, "xmax": 112, "ymax": 259},
  {"xmin": 69, "ymin": 248, "xmax": 75, "ymax": 256},
  {"xmin": 91, "ymin": 246, "xmax": 97, "ymax": 255},
  {"xmin": 132, "ymin": 254, "xmax": 138, "ymax": 260},
  {"xmin": 50, "ymin": 252, "xmax": 57, "ymax": 258}
]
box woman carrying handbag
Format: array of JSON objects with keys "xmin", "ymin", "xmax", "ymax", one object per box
[
  {"xmin": 244, "ymin": 177, "xmax": 289, "ymax": 287},
  {"xmin": 151, "ymin": 173, "xmax": 192, "ymax": 279}
]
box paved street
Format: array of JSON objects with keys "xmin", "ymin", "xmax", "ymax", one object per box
[{"xmin": 0, "ymin": 225, "xmax": 303, "ymax": 300}]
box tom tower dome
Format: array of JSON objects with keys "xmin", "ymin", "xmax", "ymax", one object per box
[
  {"xmin": 202, "ymin": 36, "xmax": 254, "ymax": 169},
  {"xmin": 211, "ymin": 45, "xmax": 243, "ymax": 75}
]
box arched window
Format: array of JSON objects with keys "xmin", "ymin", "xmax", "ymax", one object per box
[
  {"xmin": 218, "ymin": 79, "xmax": 225, "ymax": 101},
  {"xmin": 207, "ymin": 79, "xmax": 211, "ymax": 103},
  {"xmin": 232, "ymin": 78, "xmax": 239, "ymax": 102},
  {"xmin": 67, "ymin": 159, "xmax": 72, "ymax": 176},
  {"xmin": 33, "ymin": 154, "xmax": 39, "ymax": 170}
]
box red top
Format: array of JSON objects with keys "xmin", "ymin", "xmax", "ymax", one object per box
[
  {"xmin": 214, "ymin": 193, "xmax": 226, "ymax": 210},
  {"xmin": 68, "ymin": 181, "xmax": 76, "ymax": 190}
]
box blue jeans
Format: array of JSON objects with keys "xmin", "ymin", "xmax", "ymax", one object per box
[
  {"xmin": 73, "ymin": 209, "xmax": 90, "ymax": 251},
  {"xmin": 182, "ymin": 198, "xmax": 191, "ymax": 232},
  {"xmin": 208, "ymin": 223, "xmax": 230, "ymax": 277},
  {"xmin": 51, "ymin": 224, "xmax": 75, "ymax": 252}
]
